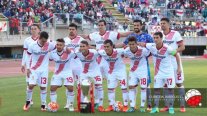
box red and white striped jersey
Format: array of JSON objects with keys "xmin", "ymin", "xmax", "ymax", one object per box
[
  {"xmin": 75, "ymin": 49, "xmax": 100, "ymax": 73},
  {"xmin": 89, "ymin": 31, "xmax": 120, "ymax": 50},
  {"xmin": 146, "ymin": 43, "xmax": 175, "ymax": 78},
  {"xmin": 162, "ymin": 30, "xmax": 183, "ymax": 68},
  {"xmin": 63, "ymin": 36, "xmax": 85, "ymax": 51},
  {"xmin": 163, "ymin": 30, "xmax": 183, "ymax": 50},
  {"xmin": 98, "ymin": 48, "xmax": 125, "ymax": 74},
  {"xmin": 63, "ymin": 36, "xmax": 84, "ymax": 70},
  {"xmin": 49, "ymin": 48, "xmax": 75, "ymax": 75},
  {"xmin": 124, "ymin": 47, "xmax": 150, "ymax": 72},
  {"xmin": 22, "ymin": 36, "xmax": 38, "ymax": 66},
  {"xmin": 26, "ymin": 41, "xmax": 56, "ymax": 71}
]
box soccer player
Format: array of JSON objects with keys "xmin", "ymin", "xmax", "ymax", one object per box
[
  {"xmin": 98, "ymin": 39, "xmax": 128, "ymax": 112},
  {"xmin": 124, "ymin": 36, "xmax": 150, "ymax": 112},
  {"xmin": 49, "ymin": 38, "xmax": 76, "ymax": 111},
  {"xmin": 82, "ymin": 19, "xmax": 131, "ymax": 108},
  {"xmin": 139, "ymin": 32, "xmax": 181, "ymax": 114},
  {"xmin": 21, "ymin": 24, "xmax": 40, "ymax": 105},
  {"xmin": 63, "ymin": 23, "xmax": 84, "ymax": 108},
  {"xmin": 23, "ymin": 31, "xmax": 56, "ymax": 111},
  {"xmin": 160, "ymin": 18, "xmax": 186, "ymax": 112},
  {"xmin": 116, "ymin": 20, "xmax": 154, "ymax": 110},
  {"xmin": 75, "ymin": 40, "xmax": 104, "ymax": 112}
]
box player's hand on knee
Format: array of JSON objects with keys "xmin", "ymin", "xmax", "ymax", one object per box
[{"xmin": 21, "ymin": 66, "xmax": 25, "ymax": 73}]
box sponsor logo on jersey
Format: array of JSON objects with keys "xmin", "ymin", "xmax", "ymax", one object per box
[
  {"xmin": 152, "ymin": 53, "xmax": 166, "ymax": 59},
  {"xmin": 56, "ymin": 59, "xmax": 69, "ymax": 63},
  {"xmin": 96, "ymin": 41, "xmax": 104, "ymax": 44},
  {"xmin": 163, "ymin": 40, "xmax": 174, "ymax": 45},
  {"xmin": 33, "ymin": 51, "xmax": 49, "ymax": 55},
  {"xmin": 67, "ymin": 44, "xmax": 79, "ymax": 48}
]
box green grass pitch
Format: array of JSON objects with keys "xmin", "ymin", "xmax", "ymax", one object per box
[{"xmin": 0, "ymin": 60, "xmax": 207, "ymax": 116}]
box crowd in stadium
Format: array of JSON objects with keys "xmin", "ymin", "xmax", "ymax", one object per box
[
  {"xmin": 1, "ymin": 0, "xmax": 207, "ymax": 36},
  {"xmin": 0, "ymin": 0, "xmax": 114, "ymax": 34}
]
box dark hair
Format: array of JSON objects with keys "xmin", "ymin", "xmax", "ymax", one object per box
[
  {"xmin": 161, "ymin": 18, "xmax": 170, "ymax": 23},
  {"xmin": 128, "ymin": 36, "xmax": 137, "ymax": 43},
  {"xmin": 98, "ymin": 20, "xmax": 107, "ymax": 25},
  {"xmin": 154, "ymin": 32, "xmax": 163, "ymax": 38},
  {"xmin": 69, "ymin": 23, "xmax": 78, "ymax": 29},
  {"xmin": 31, "ymin": 24, "xmax": 40, "ymax": 30},
  {"xmin": 104, "ymin": 39, "xmax": 113, "ymax": 46},
  {"xmin": 39, "ymin": 31, "xmax": 49, "ymax": 39},
  {"xmin": 80, "ymin": 40, "xmax": 89, "ymax": 46},
  {"xmin": 133, "ymin": 19, "xmax": 142, "ymax": 25},
  {"xmin": 56, "ymin": 38, "xmax": 65, "ymax": 43}
]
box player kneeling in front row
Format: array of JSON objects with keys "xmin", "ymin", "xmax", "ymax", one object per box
[
  {"xmin": 75, "ymin": 40, "xmax": 105, "ymax": 112},
  {"xmin": 49, "ymin": 38, "xmax": 76, "ymax": 112},
  {"xmin": 140, "ymin": 32, "xmax": 181, "ymax": 114},
  {"xmin": 23, "ymin": 31, "xmax": 56, "ymax": 111},
  {"xmin": 124, "ymin": 36, "xmax": 150, "ymax": 112},
  {"xmin": 98, "ymin": 40, "xmax": 129, "ymax": 112}
]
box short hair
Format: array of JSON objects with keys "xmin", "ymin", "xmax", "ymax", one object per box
[
  {"xmin": 161, "ymin": 18, "xmax": 170, "ymax": 23},
  {"xmin": 128, "ymin": 36, "xmax": 137, "ymax": 43},
  {"xmin": 31, "ymin": 24, "xmax": 40, "ymax": 30},
  {"xmin": 98, "ymin": 19, "xmax": 107, "ymax": 25},
  {"xmin": 80, "ymin": 40, "xmax": 89, "ymax": 46},
  {"xmin": 154, "ymin": 32, "xmax": 163, "ymax": 38},
  {"xmin": 56, "ymin": 38, "xmax": 65, "ymax": 43},
  {"xmin": 39, "ymin": 31, "xmax": 49, "ymax": 39},
  {"xmin": 104, "ymin": 39, "xmax": 113, "ymax": 46},
  {"xmin": 133, "ymin": 19, "xmax": 142, "ymax": 25},
  {"xmin": 69, "ymin": 23, "xmax": 78, "ymax": 29}
]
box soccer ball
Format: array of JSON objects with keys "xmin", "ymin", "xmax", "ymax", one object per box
[
  {"xmin": 113, "ymin": 101, "xmax": 123, "ymax": 112},
  {"xmin": 47, "ymin": 102, "xmax": 59, "ymax": 112},
  {"xmin": 185, "ymin": 89, "xmax": 202, "ymax": 107}
]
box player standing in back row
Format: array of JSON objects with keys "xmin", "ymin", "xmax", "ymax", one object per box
[
  {"xmin": 23, "ymin": 31, "xmax": 56, "ymax": 111},
  {"xmin": 21, "ymin": 24, "xmax": 40, "ymax": 105},
  {"xmin": 160, "ymin": 18, "xmax": 186, "ymax": 112},
  {"xmin": 63, "ymin": 23, "xmax": 85, "ymax": 109}
]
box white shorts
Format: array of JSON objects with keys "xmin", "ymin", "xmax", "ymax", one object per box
[
  {"xmin": 51, "ymin": 73, "xmax": 74, "ymax": 86},
  {"xmin": 154, "ymin": 75, "xmax": 175, "ymax": 88},
  {"xmin": 29, "ymin": 70, "xmax": 48, "ymax": 87},
  {"xmin": 107, "ymin": 71, "xmax": 127, "ymax": 89},
  {"xmin": 128, "ymin": 71, "xmax": 148, "ymax": 88},
  {"xmin": 99, "ymin": 57, "xmax": 109, "ymax": 78},
  {"xmin": 80, "ymin": 72, "xmax": 102, "ymax": 85}
]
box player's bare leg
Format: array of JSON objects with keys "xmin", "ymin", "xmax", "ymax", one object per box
[
  {"xmin": 40, "ymin": 86, "xmax": 47, "ymax": 111},
  {"xmin": 23, "ymin": 84, "xmax": 35, "ymax": 111},
  {"xmin": 177, "ymin": 83, "xmax": 186, "ymax": 112},
  {"xmin": 65, "ymin": 85, "xmax": 75, "ymax": 111}
]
